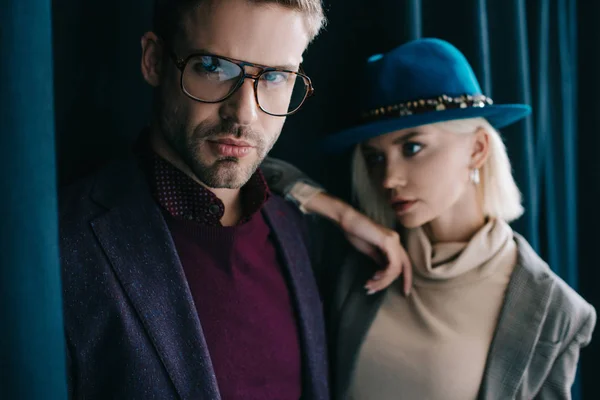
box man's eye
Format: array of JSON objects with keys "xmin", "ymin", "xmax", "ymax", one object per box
[
  {"xmin": 196, "ymin": 57, "xmax": 221, "ymax": 73},
  {"xmin": 261, "ymin": 71, "xmax": 290, "ymax": 86}
]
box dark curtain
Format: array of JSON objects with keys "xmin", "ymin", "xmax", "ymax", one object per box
[
  {"xmin": 52, "ymin": 0, "xmax": 154, "ymax": 184},
  {"xmin": 577, "ymin": 0, "xmax": 600, "ymax": 398},
  {"xmin": 39, "ymin": 0, "xmax": 597, "ymax": 398},
  {"xmin": 0, "ymin": 0, "xmax": 67, "ymax": 399}
]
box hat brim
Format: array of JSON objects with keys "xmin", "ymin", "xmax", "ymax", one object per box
[{"xmin": 321, "ymin": 104, "xmax": 532, "ymax": 153}]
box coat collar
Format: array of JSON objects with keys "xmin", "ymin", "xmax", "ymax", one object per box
[
  {"xmin": 262, "ymin": 198, "xmax": 329, "ymax": 399},
  {"xmin": 332, "ymin": 251, "xmax": 385, "ymax": 399},
  {"xmin": 478, "ymin": 234, "xmax": 555, "ymax": 399},
  {"xmin": 90, "ymin": 158, "xmax": 221, "ymax": 400}
]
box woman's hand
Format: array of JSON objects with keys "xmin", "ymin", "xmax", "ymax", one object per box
[
  {"xmin": 339, "ymin": 207, "xmax": 412, "ymax": 296},
  {"xmin": 303, "ymin": 191, "xmax": 412, "ymax": 295}
]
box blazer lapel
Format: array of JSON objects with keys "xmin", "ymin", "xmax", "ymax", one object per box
[
  {"xmin": 262, "ymin": 197, "xmax": 329, "ymax": 400},
  {"xmin": 89, "ymin": 159, "xmax": 220, "ymax": 400},
  {"xmin": 333, "ymin": 252, "xmax": 386, "ymax": 400},
  {"xmin": 479, "ymin": 235, "xmax": 555, "ymax": 400}
]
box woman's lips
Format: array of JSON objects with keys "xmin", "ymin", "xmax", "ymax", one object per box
[{"xmin": 391, "ymin": 199, "xmax": 418, "ymax": 213}]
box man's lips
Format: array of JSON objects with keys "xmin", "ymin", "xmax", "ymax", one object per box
[
  {"xmin": 208, "ymin": 138, "xmax": 254, "ymax": 158},
  {"xmin": 211, "ymin": 138, "xmax": 252, "ymax": 147}
]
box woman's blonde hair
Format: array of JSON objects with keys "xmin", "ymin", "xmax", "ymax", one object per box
[{"xmin": 351, "ymin": 117, "xmax": 524, "ymax": 228}]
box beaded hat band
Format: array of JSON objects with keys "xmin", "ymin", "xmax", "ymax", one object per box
[{"xmin": 360, "ymin": 94, "xmax": 493, "ymax": 123}]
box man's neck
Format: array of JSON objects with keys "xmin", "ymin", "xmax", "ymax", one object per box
[
  {"xmin": 214, "ymin": 188, "xmax": 243, "ymax": 226},
  {"xmin": 149, "ymin": 127, "xmax": 243, "ymax": 226}
]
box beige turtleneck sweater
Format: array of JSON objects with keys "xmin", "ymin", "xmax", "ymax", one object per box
[{"xmin": 350, "ymin": 218, "xmax": 518, "ymax": 400}]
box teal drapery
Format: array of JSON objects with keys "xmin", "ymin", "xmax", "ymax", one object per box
[{"xmin": 0, "ymin": 0, "xmax": 67, "ymax": 399}]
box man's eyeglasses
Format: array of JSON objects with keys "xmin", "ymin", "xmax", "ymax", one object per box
[{"xmin": 169, "ymin": 50, "xmax": 314, "ymax": 117}]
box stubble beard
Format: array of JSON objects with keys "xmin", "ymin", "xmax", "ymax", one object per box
[{"xmin": 158, "ymin": 101, "xmax": 277, "ymax": 189}]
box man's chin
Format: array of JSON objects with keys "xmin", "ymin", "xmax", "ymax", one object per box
[
  {"xmin": 192, "ymin": 160, "xmax": 255, "ymax": 190},
  {"xmin": 207, "ymin": 175, "xmax": 246, "ymax": 190}
]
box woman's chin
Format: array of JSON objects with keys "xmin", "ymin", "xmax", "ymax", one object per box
[{"xmin": 396, "ymin": 212, "xmax": 429, "ymax": 229}]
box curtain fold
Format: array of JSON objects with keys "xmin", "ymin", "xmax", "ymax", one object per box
[{"xmin": 0, "ymin": 0, "xmax": 67, "ymax": 399}]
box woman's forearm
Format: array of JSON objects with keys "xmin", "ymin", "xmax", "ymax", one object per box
[{"xmin": 298, "ymin": 189, "xmax": 355, "ymax": 226}]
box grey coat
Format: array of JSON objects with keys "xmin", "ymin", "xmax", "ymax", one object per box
[{"xmin": 262, "ymin": 156, "xmax": 597, "ymax": 400}]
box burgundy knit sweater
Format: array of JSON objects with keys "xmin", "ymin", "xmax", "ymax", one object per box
[{"xmin": 150, "ymin": 154, "xmax": 302, "ymax": 400}]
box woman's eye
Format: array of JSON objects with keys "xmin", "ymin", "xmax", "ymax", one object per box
[
  {"xmin": 364, "ymin": 153, "xmax": 385, "ymax": 167},
  {"xmin": 403, "ymin": 142, "xmax": 423, "ymax": 157}
]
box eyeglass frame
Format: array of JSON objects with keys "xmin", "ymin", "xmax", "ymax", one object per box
[{"xmin": 167, "ymin": 49, "xmax": 315, "ymax": 117}]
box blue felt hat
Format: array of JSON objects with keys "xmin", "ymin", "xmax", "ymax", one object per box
[{"xmin": 321, "ymin": 38, "xmax": 532, "ymax": 153}]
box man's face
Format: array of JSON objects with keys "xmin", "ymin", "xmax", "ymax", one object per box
[{"xmin": 153, "ymin": 0, "xmax": 310, "ymax": 188}]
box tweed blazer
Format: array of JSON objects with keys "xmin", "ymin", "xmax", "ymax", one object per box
[{"xmin": 59, "ymin": 156, "xmax": 330, "ymax": 400}]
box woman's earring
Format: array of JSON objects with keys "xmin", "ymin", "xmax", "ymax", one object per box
[{"xmin": 470, "ymin": 168, "xmax": 480, "ymax": 185}]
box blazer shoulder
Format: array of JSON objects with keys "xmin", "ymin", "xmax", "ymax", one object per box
[
  {"xmin": 59, "ymin": 157, "xmax": 143, "ymax": 220},
  {"xmin": 264, "ymin": 194, "xmax": 308, "ymax": 233},
  {"xmin": 545, "ymin": 272, "xmax": 596, "ymax": 346},
  {"xmin": 515, "ymin": 234, "xmax": 596, "ymax": 346},
  {"xmin": 58, "ymin": 169, "xmax": 103, "ymax": 226},
  {"xmin": 265, "ymin": 193, "xmax": 304, "ymax": 219}
]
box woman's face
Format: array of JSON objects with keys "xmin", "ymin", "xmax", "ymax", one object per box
[{"xmin": 362, "ymin": 123, "xmax": 486, "ymax": 229}]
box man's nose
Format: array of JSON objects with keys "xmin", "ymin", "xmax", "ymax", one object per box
[{"xmin": 219, "ymin": 78, "xmax": 259, "ymax": 126}]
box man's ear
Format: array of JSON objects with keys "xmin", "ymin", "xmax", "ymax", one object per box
[
  {"xmin": 470, "ymin": 127, "xmax": 490, "ymax": 169},
  {"xmin": 141, "ymin": 32, "xmax": 163, "ymax": 87}
]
